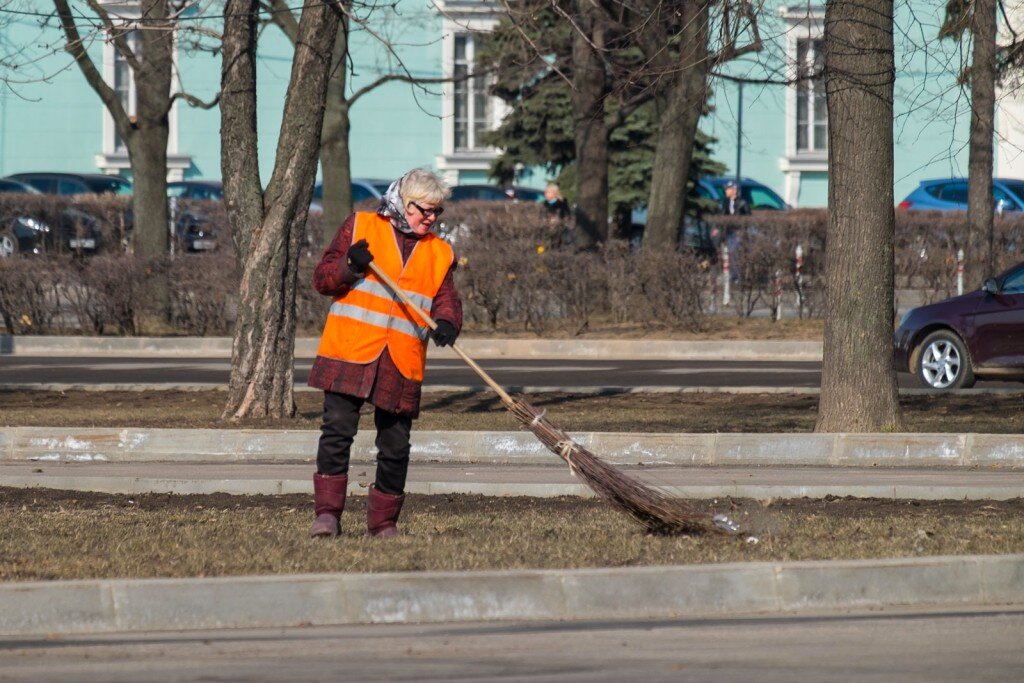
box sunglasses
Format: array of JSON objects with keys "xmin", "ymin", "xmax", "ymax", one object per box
[{"xmin": 409, "ymin": 201, "xmax": 444, "ymax": 218}]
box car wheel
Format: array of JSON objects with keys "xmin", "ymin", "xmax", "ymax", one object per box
[
  {"xmin": 916, "ymin": 330, "xmax": 975, "ymax": 390},
  {"xmin": 0, "ymin": 228, "xmax": 18, "ymax": 258}
]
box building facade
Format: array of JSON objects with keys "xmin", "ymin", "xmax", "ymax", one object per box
[{"xmin": 1, "ymin": 1, "xmax": 1022, "ymax": 206}]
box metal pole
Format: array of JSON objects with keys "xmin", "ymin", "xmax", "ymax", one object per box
[
  {"xmin": 773, "ymin": 269, "xmax": 783, "ymax": 321},
  {"xmin": 956, "ymin": 248, "xmax": 965, "ymax": 296},
  {"xmin": 735, "ymin": 82, "xmax": 743, "ymax": 182}
]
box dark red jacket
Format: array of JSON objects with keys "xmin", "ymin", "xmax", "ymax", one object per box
[{"xmin": 308, "ymin": 213, "xmax": 462, "ymax": 418}]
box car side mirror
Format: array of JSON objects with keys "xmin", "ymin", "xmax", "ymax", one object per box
[{"xmin": 983, "ymin": 277, "xmax": 1001, "ymax": 295}]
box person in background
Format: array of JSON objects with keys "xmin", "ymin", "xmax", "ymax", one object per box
[
  {"xmin": 543, "ymin": 182, "xmax": 572, "ymax": 245},
  {"xmin": 720, "ymin": 180, "xmax": 751, "ymax": 217},
  {"xmin": 308, "ymin": 168, "xmax": 462, "ymax": 539}
]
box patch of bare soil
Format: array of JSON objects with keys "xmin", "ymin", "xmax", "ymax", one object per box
[
  {"xmin": 461, "ymin": 317, "xmax": 824, "ymax": 340},
  {"xmin": 2, "ymin": 488, "xmax": 1022, "ymax": 581},
  {"xmin": 2, "ymin": 390, "xmax": 1023, "ymax": 433}
]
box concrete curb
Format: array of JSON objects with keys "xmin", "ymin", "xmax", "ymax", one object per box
[
  {"xmin": 4, "ymin": 475, "xmax": 1024, "ymax": 501},
  {"xmin": 1, "ymin": 554, "xmax": 1021, "ymax": 636},
  {"xmin": 0, "ymin": 335, "xmax": 823, "ymax": 361},
  {"xmin": 4, "ymin": 427, "xmax": 1024, "ymax": 469}
]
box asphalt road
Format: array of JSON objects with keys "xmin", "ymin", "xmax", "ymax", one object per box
[
  {"xmin": 3, "ymin": 355, "xmax": 1023, "ymax": 391},
  {"xmin": 2, "ymin": 607, "xmax": 1022, "ymax": 682},
  {"xmin": 0, "ymin": 356, "xmax": 819, "ymax": 388}
]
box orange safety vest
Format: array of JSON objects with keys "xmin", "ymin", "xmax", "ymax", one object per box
[{"xmin": 316, "ymin": 212, "xmax": 455, "ymax": 382}]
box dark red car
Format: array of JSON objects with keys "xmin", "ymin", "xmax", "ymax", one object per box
[{"xmin": 895, "ymin": 261, "xmax": 1024, "ymax": 389}]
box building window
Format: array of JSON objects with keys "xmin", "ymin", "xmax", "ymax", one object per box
[
  {"xmin": 795, "ymin": 38, "xmax": 826, "ymax": 153},
  {"xmin": 112, "ymin": 30, "xmax": 140, "ymax": 154},
  {"xmin": 452, "ymin": 33, "xmax": 491, "ymax": 152}
]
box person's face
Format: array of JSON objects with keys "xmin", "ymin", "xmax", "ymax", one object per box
[
  {"xmin": 544, "ymin": 186, "xmax": 559, "ymax": 202},
  {"xmin": 405, "ymin": 199, "xmax": 443, "ymax": 235},
  {"xmin": 725, "ymin": 184, "xmax": 738, "ymax": 200}
]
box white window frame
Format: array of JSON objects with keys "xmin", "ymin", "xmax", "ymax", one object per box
[
  {"xmin": 436, "ymin": 1, "xmax": 507, "ymax": 186},
  {"xmin": 778, "ymin": 4, "xmax": 827, "ymax": 206},
  {"xmin": 95, "ymin": 0, "xmax": 191, "ymax": 180}
]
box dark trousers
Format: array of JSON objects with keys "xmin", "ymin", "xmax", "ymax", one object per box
[{"xmin": 315, "ymin": 391, "xmax": 412, "ymax": 495}]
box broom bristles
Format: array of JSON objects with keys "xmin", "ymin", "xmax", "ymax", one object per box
[{"xmin": 507, "ymin": 397, "xmax": 733, "ymax": 535}]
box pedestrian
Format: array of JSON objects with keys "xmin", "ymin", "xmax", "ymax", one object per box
[
  {"xmin": 543, "ymin": 181, "xmax": 572, "ymax": 246},
  {"xmin": 308, "ymin": 168, "xmax": 462, "ymax": 538},
  {"xmin": 720, "ymin": 179, "xmax": 751, "ymax": 217},
  {"xmin": 720, "ymin": 180, "xmax": 749, "ymax": 282}
]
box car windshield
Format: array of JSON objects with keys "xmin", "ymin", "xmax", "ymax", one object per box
[
  {"xmin": 373, "ymin": 182, "xmax": 391, "ymax": 195},
  {"xmin": 85, "ymin": 177, "xmax": 132, "ymax": 195},
  {"xmin": 1000, "ymin": 181, "xmax": 1024, "ymax": 202}
]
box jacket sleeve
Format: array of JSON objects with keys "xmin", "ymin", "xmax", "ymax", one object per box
[
  {"xmin": 430, "ymin": 260, "xmax": 463, "ymax": 332},
  {"xmin": 313, "ymin": 214, "xmax": 359, "ymax": 297}
]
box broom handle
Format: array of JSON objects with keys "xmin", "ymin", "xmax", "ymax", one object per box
[{"xmin": 368, "ymin": 261, "xmax": 516, "ymax": 406}]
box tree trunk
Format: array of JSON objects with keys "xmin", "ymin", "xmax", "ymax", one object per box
[
  {"xmin": 127, "ymin": 1, "xmax": 173, "ymax": 258},
  {"xmin": 220, "ymin": 0, "xmax": 341, "ymax": 420},
  {"xmin": 969, "ymin": 0, "xmax": 997, "ymax": 281},
  {"xmin": 642, "ymin": 1, "xmax": 710, "ymax": 251},
  {"xmin": 320, "ymin": 21, "xmax": 352, "ymax": 240},
  {"xmin": 571, "ymin": 0, "xmax": 609, "ymax": 249},
  {"xmin": 816, "ymin": 0, "xmax": 902, "ymax": 432}
]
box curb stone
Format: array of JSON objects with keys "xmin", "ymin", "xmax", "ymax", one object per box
[
  {"xmin": 4, "ymin": 427, "xmax": 1024, "ymax": 469},
  {"xmin": 0, "ymin": 335, "xmax": 823, "ymax": 361},
  {"xmin": 0, "ymin": 554, "xmax": 1021, "ymax": 636}
]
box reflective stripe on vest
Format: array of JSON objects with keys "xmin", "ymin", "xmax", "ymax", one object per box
[{"xmin": 315, "ymin": 212, "xmax": 454, "ymax": 382}]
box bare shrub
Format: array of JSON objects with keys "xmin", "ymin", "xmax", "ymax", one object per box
[
  {"xmin": 0, "ymin": 256, "xmax": 66, "ymax": 334},
  {"xmin": 167, "ymin": 251, "xmax": 238, "ymax": 336}
]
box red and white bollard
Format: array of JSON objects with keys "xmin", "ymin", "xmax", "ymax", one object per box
[
  {"xmin": 773, "ymin": 269, "xmax": 783, "ymax": 321},
  {"xmin": 794, "ymin": 245, "xmax": 804, "ymax": 318},
  {"xmin": 956, "ymin": 248, "xmax": 964, "ymax": 296},
  {"xmin": 721, "ymin": 245, "xmax": 731, "ymax": 307}
]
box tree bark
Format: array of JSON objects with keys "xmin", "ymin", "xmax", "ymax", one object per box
[
  {"xmin": 969, "ymin": 0, "xmax": 997, "ymax": 280},
  {"xmin": 221, "ymin": 0, "xmax": 341, "ymax": 420},
  {"xmin": 128, "ymin": 1, "xmax": 173, "ymax": 257},
  {"xmin": 642, "ymin": 1, "xmax": 711, "ymax": 251},
  {"xmin": 320, "ymin": 20, "xmax": 353, "ymax": 238},
  {"xmin": 571, "ymin": 0, "xmax": 609, "ymax": 249},
  {"xmin": 816, "ymin": 0, "xmax": 902, "ymax": 432}
]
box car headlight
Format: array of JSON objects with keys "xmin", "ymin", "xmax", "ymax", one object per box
[{"xmin": 17, "ymin": 216, "xmax": 50, "ymax": 233}]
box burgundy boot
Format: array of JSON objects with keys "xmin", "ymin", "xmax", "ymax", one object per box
[
  {"xmin": 367, "ymin": 484, "xmax": 405, "ymax": 538},
  {"xmin": 310, "ymin": 473, "xmax": 348, "ymax": 537}
]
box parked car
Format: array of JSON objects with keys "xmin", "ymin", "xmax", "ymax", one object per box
[
  {"xmin": 895, "ymin": 260, "xmax": 1024, "ymax": 389},
  {"xmin": 449, "ymin": 184, "xmax": 544, "ymax": 202},
  {"xmin": 6, "ymin": 172, "xmax": 132, "ymax": 197},
  {"xmin": 698, "ymin": 177, "xmax": 790, "ymax": 211},
  {"xmin": 167, "ymin": 180, "xmax": 223, "ymax": 201},
  {"xmin": 898, "ymin": 177, "xmax": 1024, "ymax": 212},
  {"xmin": 311, "ymin": 178, "xmax": 392, "ymax": 214},
  {"xmin": 0, "ymin": 177, "xmax": 101, "ymax": 256}
]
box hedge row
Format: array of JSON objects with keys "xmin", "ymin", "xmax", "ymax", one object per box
[{"xmin": 2, "ymin": 194, "xmax": 1022, "ymax": 336}]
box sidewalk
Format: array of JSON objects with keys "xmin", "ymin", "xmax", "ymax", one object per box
[{"xmin": 5, "ymin": 459, "xmax": 1024, "ymax": 501}]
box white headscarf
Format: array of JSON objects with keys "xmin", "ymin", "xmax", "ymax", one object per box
[{"xmin": 378, "ymin": 177, "xmax": 413, "ymax": 234}]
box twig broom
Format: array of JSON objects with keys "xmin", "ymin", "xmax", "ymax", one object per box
[{"xmin": 370, "ymin": 262, "xmax": 737, "ymax": 536}]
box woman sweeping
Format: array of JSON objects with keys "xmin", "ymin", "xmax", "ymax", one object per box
[{"xmin": 308, "ymin": 168, "xmax": 462, "ymax": 538}]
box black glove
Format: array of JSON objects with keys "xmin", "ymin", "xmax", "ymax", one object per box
[
  {"xmin": 347, "ymin": 239, "xmax": 374, "ymax": 274},
  {"xmin": 432, "ymin": 320, "xmax": 458, "ymax": 347}
]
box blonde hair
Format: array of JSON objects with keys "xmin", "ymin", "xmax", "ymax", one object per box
[{"xmin": 400, "ymin": 168, "xmax": 450, "ymax": 206}]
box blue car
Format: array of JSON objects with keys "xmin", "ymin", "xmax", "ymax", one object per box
[{"xmin": 899, "ymin": 178, "xmax": 1024, "ymax": 212}]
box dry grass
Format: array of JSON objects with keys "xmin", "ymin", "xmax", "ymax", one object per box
[
  {"xmin": 2, "ymin": 488, "xmax": 1023, "ymax": 582},
  {"xmin": 2, "ymin": 390, "xmax": 1023, "ymax": 433}
]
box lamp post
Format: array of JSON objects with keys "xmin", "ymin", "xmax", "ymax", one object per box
[{"xmin": 735, "ymin": 81, "xmax": 743, "ymax": 182}]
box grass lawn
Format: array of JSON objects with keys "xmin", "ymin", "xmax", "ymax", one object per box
[{"xmin": 2, "ymin": 488, "xmax": 1022, "ymax": 582}]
